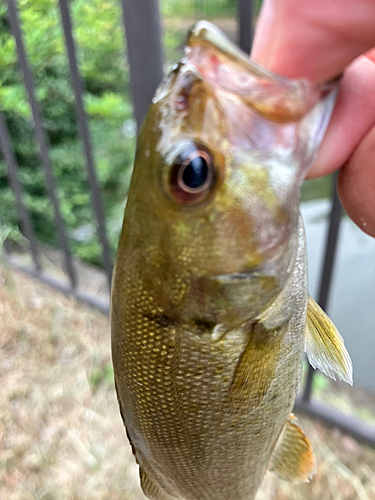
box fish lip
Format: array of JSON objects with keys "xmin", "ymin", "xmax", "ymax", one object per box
[{"xmin": 215, "ymin": 269, "xmax": 260, "ymax": 282}]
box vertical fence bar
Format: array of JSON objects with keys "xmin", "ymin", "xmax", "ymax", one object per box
[
  {"xmin": 303, "ymin": 172, "xmax": 343, "ymax": 402},
  {"xmin": 0, "ymin": 110, "xmax": 41, "ymax": 271},
  {"xmin": 58, "ymin": 0, "xmax": 113, "ymax": 290},
  {"xmin": 120, "ymin": 0, "xmax": 164, "ymax": 129},
  {"xmin": 5, "ymin": 0, "xmax": 77, "ymax": 289},
  {"xmin": 238, "ymin": 0, "xmax": 254, "ymax": 54}
]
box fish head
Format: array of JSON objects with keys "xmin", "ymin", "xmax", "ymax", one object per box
[{"xmin": 121, "ymin": 22, "xmax": 339, "ymax": 326}]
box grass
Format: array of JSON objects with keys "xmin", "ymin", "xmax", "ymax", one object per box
[
  {"xmin": 1, "ymin": 263, "xmax": 375, "ymax": 500},
  {"xmin": 0, "ymin": 264, "xmax": 140, "ymax": 500}
]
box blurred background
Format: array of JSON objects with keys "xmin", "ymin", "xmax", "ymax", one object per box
[{"xmin": 0, "ymin": 1, "xmax": 374, "ymax": 499}]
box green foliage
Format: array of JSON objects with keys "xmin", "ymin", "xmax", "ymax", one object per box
[
  {"xmin": 0, "ymin": 0, "xmax": 134, "ymax": 266},
  {"xmin": 301, "ymin": 175, "xmax": 332, "ymax": 203},
  {"xmin": 162, "ymin": 0, "xmax": 237, "ymax": 17},
  {"xmin": 162, "ymin": 0, "xmax": 263, "ymax": 18}
]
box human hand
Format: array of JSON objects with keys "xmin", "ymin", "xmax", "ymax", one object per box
[{"xmin": 252, "ymin": 0, "xmax": 375, "ymax": 236}]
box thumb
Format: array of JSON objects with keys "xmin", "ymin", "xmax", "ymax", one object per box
[{"xmin": 251, "ymin": 0, "xmax": 375, "ymax": 82}]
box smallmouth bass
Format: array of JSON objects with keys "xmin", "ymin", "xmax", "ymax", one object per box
[{"xmin": 111, "ymin": 22, "xmax": 353, "ymax": 500}]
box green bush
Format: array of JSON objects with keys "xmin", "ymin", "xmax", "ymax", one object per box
[
  {"xmin": 162, "ymin": 0, "xmax": 263, "ymax": 18},
  {"xmin": 0, "ymin": 0, "xmax": 135, "ymax": 266},
  {"xmin": 162, "ymin": 0, "xmax": 237, "ymax": 17}
]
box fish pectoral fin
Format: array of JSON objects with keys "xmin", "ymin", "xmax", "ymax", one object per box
[
  {"xmin": 140, "ymin": 468, "xmax": 177, "ymax": 500},
  {"xmin": 228, "ymin": 322, "xmax": 286, "ymax": 414},
  {"xmin": 306, "ymin": 296, "xmax": 353, "ymax": 385},
  {"xmin": 269, "ymin": 414, "xmax": 316, "ymax": 483}
]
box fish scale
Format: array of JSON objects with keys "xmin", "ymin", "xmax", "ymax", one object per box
[{"xmin": 112, "ymin": 217, "xmax": 307, "ymax": 500}]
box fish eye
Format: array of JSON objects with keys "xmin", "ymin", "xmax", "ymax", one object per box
[{"xmin": 169, "ymin": 144, "xmax": 216, "ymax": 205}]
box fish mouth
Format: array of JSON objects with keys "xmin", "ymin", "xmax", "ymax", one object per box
[{"xmin": 215, "ymin": 268, "xmax": 261, "ymax": 282}]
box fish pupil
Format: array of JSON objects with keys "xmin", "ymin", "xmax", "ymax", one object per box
[
  {"xmin": 182, "ymin": 156, "xmax": 208, "ymax": 189},
  {"xmin": 168, "ymin": 143, "xmax": 215, "ymax": 205}
]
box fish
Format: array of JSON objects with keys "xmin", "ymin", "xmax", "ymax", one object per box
[{"xmin": 111, "ymin": 21, "xmax": 353, "ymax": 500}]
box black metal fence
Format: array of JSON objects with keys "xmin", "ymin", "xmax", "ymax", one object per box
[{"xmin": 1, "ymin": 0, "xmax": 374, "ymax": 447}]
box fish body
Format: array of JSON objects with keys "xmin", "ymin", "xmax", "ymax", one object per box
[{"xmin": 111, "ymin": 22, "xmax": 352, "ymax": 500}]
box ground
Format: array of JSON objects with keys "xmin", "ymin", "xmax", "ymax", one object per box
[{"xmin": 1, "ymin": 264, "xmax": 375, "ymax": 500}]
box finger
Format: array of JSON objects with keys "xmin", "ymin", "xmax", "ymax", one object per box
[
  {"xmin": 307, "ymin": 54, "xmax": 375, "ymax": 179},
  {"xmin": 252, "ymin": 0, "xmax": 375, "ymax": 82},
  {"xmin": 337, "ymin": 124, "xmax": 375, "ymax": 237}
]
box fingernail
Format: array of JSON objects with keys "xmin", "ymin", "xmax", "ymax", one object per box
[{"xmin": 365, "ymin": 47, "xmax": 375, "ymax": 64}]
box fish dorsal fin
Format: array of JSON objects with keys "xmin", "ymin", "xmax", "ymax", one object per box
[
  {"xmin": 269, "ymin": 414, "xmax": 316, "ymax": 483},
  {"xmin": 306, "ymin": 296, "xmax": 353, "ymax": 385}
]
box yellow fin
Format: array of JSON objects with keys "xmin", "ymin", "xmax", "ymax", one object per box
[
  {"xmin": 270, "ymin": 414, "xmax": 316, "ymax": 483},
  {"xmin": 306, "ymin": 296, "xmax": 353, "ymax": 385},
  {"xmin": 140, "ymin": 468, "xmax": 176, "ymax": 500},
  {"xmin": 228, "ymin": 322, "xmax": 286, "ymax": 414}
]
